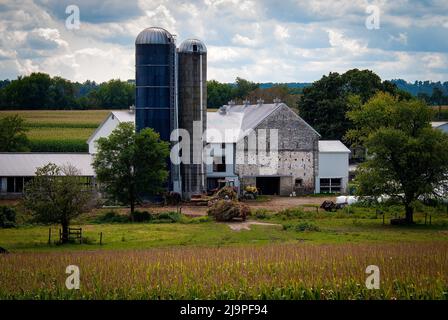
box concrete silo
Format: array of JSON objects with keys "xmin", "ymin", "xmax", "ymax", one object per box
[
  {"xmin": 135, "ymin": 27, "xmax": 181, "ymax": 193},
  {"xmin": 177, "ymin": 39, "xmax": 207, "ymax": 199}
]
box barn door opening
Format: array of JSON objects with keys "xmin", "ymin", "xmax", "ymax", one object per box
[{"xmin": 256, "ymin": 177, "xmax": 280, "ymax": 195}]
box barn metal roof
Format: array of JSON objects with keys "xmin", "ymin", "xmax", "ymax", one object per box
[
  {"xmin": 88, "ymin": 104, "xmax": 320, "ymax": 145},
  {"xmin": 206, "ymin": 102, "xmax": 320, "ymax": 143},
  {"xmin": 178, "ymin": 39, "xmax": 207, "ymax": 53},
  {"xmin": 135, "ymin": 27, "xmax": 174, "ymax": 45},
  {"xmin": 319, "ymin": 140, "xmax": 351, "ymax": 153},
  {"xmin": 111, "ymin": 110, "xmax": 135, "ymax": 123},
  {"xmin": 431, "ymin": 121, "xmax": 448, "ymax": 128},
  {"xmin": 0, "ymin": 153, "xmax": 94, "ymax": 176},
  {"xmin": 206, "ymin": 103, "xmax": 281, "ymax": 143}
]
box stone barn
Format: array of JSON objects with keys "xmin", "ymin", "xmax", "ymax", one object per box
[{"xmin": 206, "ymin": 100, "xmax": 320, "ymax": 196}]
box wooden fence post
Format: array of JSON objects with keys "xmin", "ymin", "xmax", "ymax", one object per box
[
  {"xmin": 382, "ymin": 214, "xmax": 385, "ymax": 225},
  {"xmin": 48, "ymin": 228, "xmax": 51, "ymax": 245},
  {"xmin": 100, "ymin": 232, "xmax": 103, "ymax": 246}
]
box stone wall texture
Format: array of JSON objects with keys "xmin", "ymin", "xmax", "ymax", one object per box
[{"xmin": 236, "ymin": 104, "xmax": 320, "ymax": 195}]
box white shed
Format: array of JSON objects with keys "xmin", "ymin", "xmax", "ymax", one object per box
[
  {"xmin": 87, "ymin": 110, "xmax": 135, "ymax": 154},
  {"xmin": 316, "ymin": 140, "xmax": 351, "ymax": 194},
  {"xmin": 431, "ymin": 121, "xmax": 448, "ymax": 134}
]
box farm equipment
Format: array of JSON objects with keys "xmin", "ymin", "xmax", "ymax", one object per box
[{"xmin": 320, "ymin": 200, "xmax": 345, "ymax": 212}]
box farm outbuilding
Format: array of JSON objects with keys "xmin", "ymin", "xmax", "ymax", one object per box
[
  {"xmin": 0, "ymin": 153, "xmax": 94, "ymax": 198},
  {"xmin": 316, "ymin": 141, "xmax": 351, "ymax": 194},
  {"xmin": 431, "ymin": 121, "xmax": 448, "ymax": 134}
]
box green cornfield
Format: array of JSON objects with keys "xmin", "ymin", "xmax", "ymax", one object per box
[
  {"xmin": 0, "ymin": 110, "xmax": 111, "ymax": 152},
  {"xmin": 1, "ymin": 242, "xmax": 447, "ymax": 300}
]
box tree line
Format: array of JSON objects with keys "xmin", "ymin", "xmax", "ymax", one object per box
[
  {"xmin": 391, "ymin": 79, "xmax": 448, "ymax": 100},
  {"xmin": 0, "ymin": 73, "xmax": 302, "ymax": 110},
  {"xmin": 0, "ymin": 73, "xmax": 134, "ymax": 110}
]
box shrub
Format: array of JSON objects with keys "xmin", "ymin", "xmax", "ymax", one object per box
[
  {"xmin": 254, "ymin": 209, "xmax": 273, "ymax": 219},
  {"xmin": 179, "ymin": 215, "xmax": 211, "ymax": 224},
  {"xmin": 81, "ymin": 236, "xmax": 96, "ymax": 244},
  {"xmin": 207, "ymin": 200, "xmax": 249, "ymax": 221},
  {"xmin": 95, "ymin": 210, "xmax": 184, "ymax": 224},
  {"xmin": 295, "ymin": 222, "xmax": 320, "ymax": 232},
  {"xmin": 278, "ymin": 208, "xmax": 308, "ymax": 219},
  {"xmin": 95, "ymin": 211, "xmax": 129, "ymax": 223},
  {"xmin": 164, "ymin": 192, "xmax": 181, "ymax": 205},
  {"xmin": 156, "ymin": 211, "xmax": 182, "ymax": 223},
  {"xmin": 0, "ymin": 206, "xmax": 16, "ymax": 228},
  {"xmin": 131, "ymin": 210, "xmax": 153, "ymax": 222},
  {"xmin": 282, "ymin": 222, "xmax": 320, "ymax": 232}
]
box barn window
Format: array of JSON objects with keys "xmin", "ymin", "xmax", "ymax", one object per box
[
  {"xmin": 295, "ymin": 178, "xmax": 303, "ymax": 188},
  {"xmin": 6, "ymin": 176, "xmax": 25, "ymax": 193},
  {"xmin": 320, "ymin": 178, "xmax": 342, "ymax": 193}
]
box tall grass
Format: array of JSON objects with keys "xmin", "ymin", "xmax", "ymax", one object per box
[{"xmin": 1, "ymin": 243, "xmax": 447, "ymax": 299}]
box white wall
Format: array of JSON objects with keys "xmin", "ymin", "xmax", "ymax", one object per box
[
  {"xmin": 316, "ymin": 152, "xmax": 349, "ymax": 193},
  {"xmin": 88, "ymin": 114, "xmax": 120, "ymax": 154}
]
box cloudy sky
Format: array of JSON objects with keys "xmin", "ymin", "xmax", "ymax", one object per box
[{"xmin": 0, "ymin": 0, "xmax": 447, "ymax": 83}]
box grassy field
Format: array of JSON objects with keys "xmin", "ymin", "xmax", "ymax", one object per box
[
  {"xmin": 0, "ymin": 110, "xmax": 111, "ymax": 152},
  {"xmin": 2, "ymin": 211, "xmax": 448, "ymax": 252},
  {"xmin": 1, "ymin": 205, "xmax": 448, "ymax": 299}
]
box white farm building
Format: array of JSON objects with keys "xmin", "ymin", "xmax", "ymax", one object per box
[{"xmin": 431, "ymin": 121, "xmax": 448, "ymax": 134}]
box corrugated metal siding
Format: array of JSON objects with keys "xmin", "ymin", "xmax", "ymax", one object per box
[{"xmin": 0, "ymin": 153, "xmax": 94, "ymax": 176}]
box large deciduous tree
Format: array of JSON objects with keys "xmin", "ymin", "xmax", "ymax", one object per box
[
  {"xmin": 347, "ymin": 92, "xmax": 448, "ymax": 224},
  {"xmin": 0, "ymin": 114, "xmax": 29, "ymax": 151},
  {"xmin": 299, "ymin": 69, "xmax": 409, "ymax": 141},
  {"xmin": 23, "ymin": 163, "xmax": 95, "ymax": 243},
  {"xmin": 92, "ymin": 122, "xmax": 169, "ymax": 214}
]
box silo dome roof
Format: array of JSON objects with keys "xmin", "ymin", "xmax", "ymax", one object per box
[
  {"xmin": 135, "ymin": 27, "xmax": 174, "ymax": 45},
  {"xmin": 178, "ymin": 39, "xmax": 207, "ymax": 53}
]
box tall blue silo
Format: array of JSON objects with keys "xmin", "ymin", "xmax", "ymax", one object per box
[
  {"xmin": 135, "ymin": 27, "xmax": 175, "ymax": 139},
  {"xmin": 135, "ymin": 27, "xmax": 180, "ymax": 192}
]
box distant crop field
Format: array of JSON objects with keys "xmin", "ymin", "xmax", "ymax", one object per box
[
  {"xmin": 0, "ymin": 110, "xmax": 113, "ymax": 152},
  {"xmin": 1, "ymin": 242, "xmax": 447, "ymax": 299},
  {"xmin": 430, "ymin": 105, "xmax": 448, "ymax": 110},
  {"xmin": 0, "ymin": 110, "xmax": 109, "ymax": 127}
]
